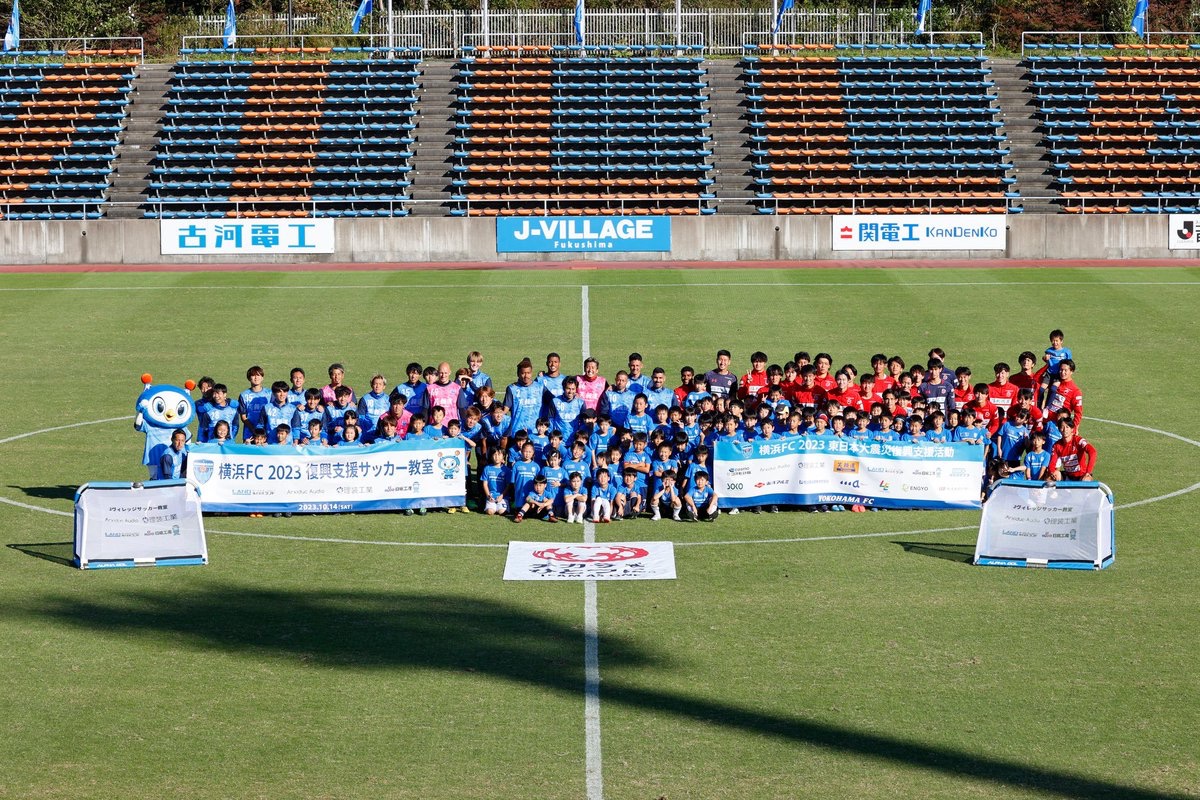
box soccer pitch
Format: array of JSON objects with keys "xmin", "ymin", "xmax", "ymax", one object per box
[{"xmin": 1, "ymin": 266, "xmax": 1198, "ymax": 800}]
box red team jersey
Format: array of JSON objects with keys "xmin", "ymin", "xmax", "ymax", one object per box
[
  {"xmin": 813, "ymin": 374, "xmax": 837, "ymax": 393},
  {"xmin": 1048, "ymin": 435, "xmax": 1097, "ymax": 477},
  {"xmin": 967, "ymin": 399, "xmax": 1003, "ymax": 436},
  {"xmin": 1007, "ymin": 403, "xmax": 1044, "ymax": 430},
  {"xmin": 1010, "ymin": 372, "xmax": 1039, "ymax": 393},
  {"xmin": 988, "ymin": 380, "xmax": 1020, "ymax": 412},
  {"xmin": 826, "ymin": 386, "xmax": 865, "ymax": 412},
  {"xmin": 1046, "ymin": 379, "xmax": 1084, "ymax": 423},
  {"xmin": 954, "ymin": 386, "xmax": 975, "ymax": 408},
  {"xmin": 738, "ymin": 371, "xmax": 769, "ymax": 406},
  {"xmin": 791, "ymin": 386, "xmax": 827, "ymax": 411},
  {"xmin": 872, "ymin": 374, "xmax": 896, "ymax": 394}
]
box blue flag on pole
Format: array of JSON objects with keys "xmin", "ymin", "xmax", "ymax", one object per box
[
  {"xmin": 351, "ymin": 0, "xmax": 373, "ymax": 34},
  {"xmin": 3, "ymin": 0, "xmax": 19, "ymax": 53},
  {"xmin": 771, "ymin": 0, "xmax": 794, "ymax": 34},
  {"xmin": 1131, "ymin": 0, "xmax": 1148, "ymax": 38},
  {"xmin": 573, "ymin": 0, "xmax": 585, "ymax": 46},
  {"xmin": 222, "ymin": 0, "xmax": 237, "ymax": 49},
  {"xmin": 915, "ymin": 0, "xmax": 932, "ymax": 34}
]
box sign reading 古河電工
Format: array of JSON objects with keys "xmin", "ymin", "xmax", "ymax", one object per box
[{"xmin": 160, "ymin": 219, "xmax": 335, "ymax": 255}]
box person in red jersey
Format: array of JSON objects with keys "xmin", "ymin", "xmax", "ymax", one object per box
[
  {"xmin": 737, "ymin": 351, "xmax": 770, "ymax": 409},
  {"xmin": 1006, "ymin": 388, "xmax": 1045, "ymax": 431},
  {"xmin": 868, "ymin": 353, "xmax": 894, "ymax": 395},
  {"xmin": 858, "ymin": 373, "xmax": 882, "ymax": 408},
  {"xmin": 1045, "ymin": 359, "xmax": 1084, "ymax": 425},
  {"xmin": 953, "ymin": 366, "xmax": 975, "ymax": 408},
  {"xmin": 1010, "ymin": 351, "xmax": 1040, "ymax": 394},
  {"xmin": 790, "ymin": 364, "xmax": 827, "ymax": 412},
  {"xmin": 674, "ymin": 366, "xmax": 695, "ymax": 406},
  {"xmin": 1047, "ymin": 416, "xmax": 1096, "ymax": 481},
  {"xmin": 812, "ymin": 352, "xmax": 837, "ymax": 393},
  {"xmin": 826, "ymin": 370, "xmax": 864, "ymax": 412},
  {"xmin": 988, "ymin": 361, "xmax": 1020, "ymax": 413},
  {"xmin": 880, "ymin": 389, "xmax": 908, "ymax": 419},
  {"xmin": 965, "ymin": 382, "xmax": 1003, "ymax": 437}
]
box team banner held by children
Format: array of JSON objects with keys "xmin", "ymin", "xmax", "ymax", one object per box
[
  {"xmin": 713, "ymin": 438, "xmax": 986, "ymax": 510},
  {"xmin": 187, "ymin": 440, "xmax": 467, "ymax": 514}
]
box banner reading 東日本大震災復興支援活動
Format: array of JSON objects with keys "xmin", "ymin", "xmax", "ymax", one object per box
[
  {"xmin": 186, "ymin": 440, "xmax": 467, "ymax": 513},
  {"xmin": 713, "ymin": 437, "xmax": 986, "ymax": 510}
]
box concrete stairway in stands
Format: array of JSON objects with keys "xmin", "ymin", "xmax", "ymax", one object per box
[
  {"xmin": 705, "ymin": 59, "xmax": 757, "ymax": 214},
  {"xmin": 107, "ymin": 63, "xmax": 171, "ymax": 219},
  {"xmin": 408, "ymin": 58, "xmax": 458, "ymax": 216},
  {"xmin": 990, "ymin": 57, "xmax": 1059, "ymax": 214}
]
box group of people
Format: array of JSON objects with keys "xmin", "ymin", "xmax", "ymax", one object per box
[{"xmin": 171, "ymin": 329, "xmax": 1097, "ymax": 520}]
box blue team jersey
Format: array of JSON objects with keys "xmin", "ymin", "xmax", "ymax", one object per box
[
  {"xmin": 589, "ymin": 427, "xmax": 616, "ymax": 454},
  {"xmin": 684, "ymin": 390, "xmax": 712, "ymax": 408},
  {"xmin": 871, "ymin": 429, "xmax": 899, "ymax": 443},
  {"xmin": 540, "ymin": 466, "xmax": 569, "ymax": 499},
  {"xmin": 925, "ymin": 428, "xmax": 953, "ymax": 444},
  {"xmin": 525, "ymin": 489, "xmax": 552, "ymax": 506},
  {"xmin": 954, "ymin": 425, "xmax": 989, "ymax": 445},
  {"xmin": 405, "ymin": 429, "xmax": 431, "ymax": 441},
  {"xmin": 563, "ymin": 457, "xmax": 591, "ymax": 486},
  {"xmin": 645, "ymin": 387, "xmax": 677, "ymax": 411},
  {"xmin": 322, "ymin": 404, "xmax": 354, "ymax": 433},
  {"xmin": 481, "ymin": 464, "xmax": 509, "ymax": 498},
  {"xmin": 398, "ymin": 382, "xmax": 426, "ymax": 415},
  {"xmin": 1045, "ymin": 346, "xmax": 1072, "ymax": 375},
  {"xmin": 159, "ymin": 446, "xmax": 188, "ymax": 480},
  {"xmin": 504, "ymin": 381, "xmax": 544, "ymax": 437},
  {"xmin": 682, "ymin": 422, "xmax": 702, "ymax": 448},
  {"xmin": 549, "ymin": 395, "xmax": 585, "ymax": 438},
  {"xmin": 687, "ymin": 483, "xmax": 714, "ymax": 507},
  {"xmin": 848, "ymin": 427, "xmax": 872, "ymax": 441},
  {"xmin": 237, "ymin": 387, "xmax": 271, "ymax": 439},
  {"xmin": 626, "ymin": 413, "xmax": 654, "ymax": 437},
  {"xmin": 627, "ymin": 375, "xmax": 649, "ymax": 394},
  {"xmin": 539, "ymin": 374, "xmax": 566, "ymax": 400},
  {"xmin": 510, "ymin": 460, "xmax": 541, "ymax": 504},
  {"xmin": 601, "ymin": 389, "xmax": 635, "ymax": 427},
  {"xmin": 261, "ymin": 400, "xmax": 295, "ymax": 438},
  {"xmin": 481, "ymin": 415, "xmax": 509, "ymax": 446},
  {"xmin": 470, "ymin": 371, "xmax": 493, "ymax": 391},
  {"xmin": 358, "ymin": 392, "xmax": 391, "ymax": 430},
  {"xmin": 994, "ymin": 422, "xmax": 1030, "ymax": 461},
  {"xmin": 286, "ymin": 388, "xmax": 306, "ymax": 407},
  {"xmin": 1024, "ymin": 449, "xmax": 1052, "ymax": 479},
  {"xmin": 199, "ymin": 401, "xmax": 239, "ymax": 442},
  {"xmin": 591, "ymin": 481, "xmax": 618, "ymax": 502}
]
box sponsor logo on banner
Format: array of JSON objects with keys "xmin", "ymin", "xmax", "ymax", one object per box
[
  {"xmin": 191, "ymin": 459, "xmax": 214, "ymax": 484},
  {"xmin": 161, "ymin": 219, "xmax": 335, "ymax": 255},
  {"xmin": 496, "ymin": 216, "xmax": 671, "ymax": 253},
  {"xmin": 504, "ymin": 541, "xmax": 677, "ymax": 581},
  {"xmin": 1169, "ymin": 215, "xmax": 1200, "ymax": 249},
  {"xmin": 833, "ymin": 460, "xmax": 860, "ymax": 474},
  {"xmin": 831, "ymin": 215, "xmax": 1006, "ymax": 251}
]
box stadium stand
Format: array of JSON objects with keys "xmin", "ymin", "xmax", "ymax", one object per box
[
  {"xmin": 0, "ymin": 48, "xmax": 139, "ymax": 220},
  {"xmin": 1028, "ymin": 42, "xmax": 1200, "ymax": 213},
  {"xmin": 450, "ymin": 44, "xmax": 715, "ymax": 216},
  {"xmin": 145, "ymin": 45, "xmax": 420, "ymax": 219},
  {"xmin": 743, "ymin": 42, "xmax": 1020, "ymax": 215}
]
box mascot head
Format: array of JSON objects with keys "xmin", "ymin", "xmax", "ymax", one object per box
[{"xmin": 136, "ymin": 373, "xmax": 197, "ymax": 429}]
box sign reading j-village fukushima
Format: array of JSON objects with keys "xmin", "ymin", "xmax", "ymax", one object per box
[
  {"xmin": 496, "ymin": 216, "xmax": 672, "ymax": 252},
  {"xmin": 713, "ymin": 437, "xmax": 986, "ymax": 510},
  {"xmin": 186, "ymin": 440, "xmax": 466, "ymax": 514}
]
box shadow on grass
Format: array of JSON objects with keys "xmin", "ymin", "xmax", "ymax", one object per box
[
  {"xmin": 7, "ymin": 541, "xmax": 74, "ymax": 567},
  {"xmin": 29, "ymin": 584, "xmax": 1190, "ymax": 800},
  {"xmin": 9, "ymin": 484, "xmax": 77, "ymax": 501},
  {"xmin": 893, "ymin": 540, "xmax": 977, "ymax": 565}
]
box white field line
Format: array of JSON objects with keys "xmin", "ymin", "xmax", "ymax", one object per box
[{"xmin": 582, "ymin": 520, "xmax": 603, "ymax": 800}]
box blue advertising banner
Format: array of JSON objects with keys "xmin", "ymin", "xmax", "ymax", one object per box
[
  {"xmin": 187, "ymin": 440, "xmax": 467, "ymax": 513},
  {"xmin": 713, "ymin": 437, "xmax": 986, "ymax": 510},
  {"xmin": 496, "ymin": 216, "xmax": 671, "ymax": 253}
]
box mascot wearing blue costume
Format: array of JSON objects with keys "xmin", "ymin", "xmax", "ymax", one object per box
[{"xmin": 135, "ymin": 373, "xmax": 196, "ymax": 479}]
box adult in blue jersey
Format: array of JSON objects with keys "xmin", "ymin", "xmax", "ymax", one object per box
[
  {"xmin": 158, "ymin": 429, "xmax": 189, "ymax": 480},
  {"xmin": 198, "ymin": 383, "xmax": 239, "ymax": 442},
  {"xmin": 237, "ymin": 365, "xmax": 271, "ymax": 443},
  {"xmin": 504, "ymin": 358, "xmax": 543, "ymax": 438},
  {"xmin": 643, "ymin": 368, "xmax": 678, "ymax": 411},
  {"xmin": 259, "ymin": 382, "xmax": 297, "ymax": 440},
  {"xmin": 286, "ymin": 367, "xmax": 308, "ymax": 407},
  {"xmin": 539, "ymin": 352, "xmax": 566, "ymax": 402},
  {"xmin": 599, "ymin": 370, "xmax": 636, "ymax": 429},
  {"xmin": 549, "ymin": 377, "xmax": 585, "ymax": 438},
  {"xmin": 399, "ymin": 362, "xmax": 427, "ymax": 416}
]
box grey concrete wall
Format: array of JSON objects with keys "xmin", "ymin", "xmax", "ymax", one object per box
[{"xmin": 0, "ymin": 215, "xmax": 1195, "ymax": 265}]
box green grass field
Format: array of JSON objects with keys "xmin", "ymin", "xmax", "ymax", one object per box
[{"xmin": 1, "ymin": 266, "xmax": 1198, "ymax": 800}]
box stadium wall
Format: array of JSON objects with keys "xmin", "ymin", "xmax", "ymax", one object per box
[{"xmin": 0, "ymin": 215, "xmax": 1194, "ymax": 265}]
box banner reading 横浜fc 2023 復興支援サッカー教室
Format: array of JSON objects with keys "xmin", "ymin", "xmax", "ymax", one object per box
[
  {"xmin": 186, "ymin": 440, "xmax": 467, "ymax": 513},
  {"xmin": 713, "ymin": 438, "xmax": 986, "ymax": 510}
]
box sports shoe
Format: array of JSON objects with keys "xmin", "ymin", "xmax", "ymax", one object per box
[
  {"xmin": 403, "ymin": 509, "xmax": 414, "ymax": 517},
  {"xmin": 249, "ymin": 513, "xmax": 264, "ymax": 518},
  {"xmin": 602, "ymin": 517, "xmax": 611, "ymax": 524},
  {"xmin": 728, "ymin": 508, "xmax": 740, "ymax": 515},
  {"xmin": 514, "ymin": 512, "xmax": 524, "ymax": 523},
  {"xmin": 768, "ymin": 505, "xmax": 779, "ymax": 513},
  {"xmin": 547, "ymin": 513, "xmax": 558, "ymax": 523},
  {"xmin": 447, "ymin": 507, "xmax": 458, "ymax": 514},
  {"xmin": 672, "ymin": 509, "xmax": 681, "ymax": 521},
  {"xmin": 417, "ymin": 507, "xmax": 427, "ymax": 516},
  {"xmin": 651, "ymin": 509, "xmax": 661, "ymax": 521},
  {"xmin": 459, "ymin": 506, "xmax": 470, "ymax": 514}
]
